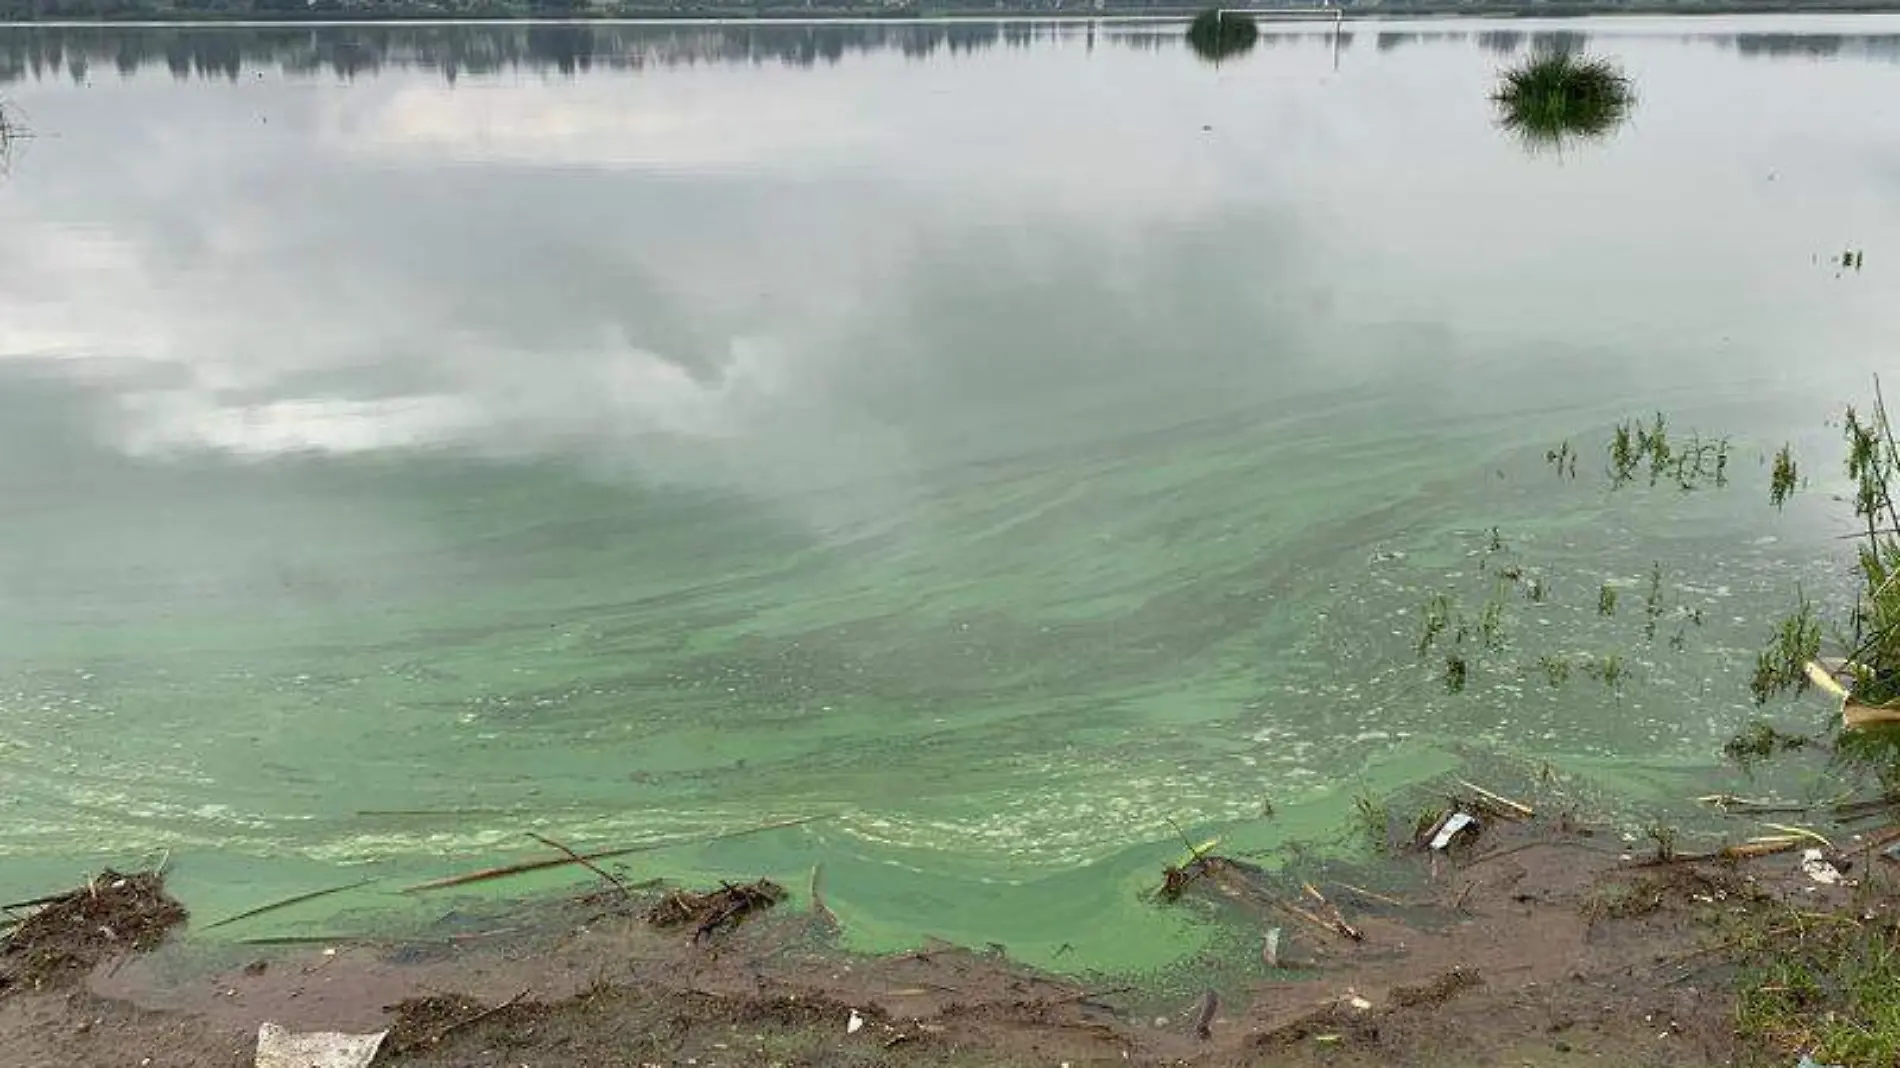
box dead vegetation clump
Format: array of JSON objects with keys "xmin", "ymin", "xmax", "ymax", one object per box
[
  {"xmin": 383, "ymin": 989, "xmax": 542, "ymax": 1057},
  {"xmin": 1584, "ymin": 865, "xmax": 1755, "ymax": 923},
  {"xmin": 1253, "ymin": 1000, "xmax": 1384, "ymax": 1049},
  {"xmin": 1389, "ymin": 966, "xmax": 1485, "ymax": 1008},
  {"xmin": 1160, "ymin": 854, "xmax": 1256, "ymax": 902},
  {"xmin": 645, "ymin": 879, "xmax": 784, "ymax": 941},
  {"xmin": 0, "ymin": 870, "xmax": 186, "ymax": 996}
]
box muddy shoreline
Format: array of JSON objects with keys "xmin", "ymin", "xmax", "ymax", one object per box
[{"xmin": 5, "ymin": 798, "xmax": 1896, "ymax": 1068}]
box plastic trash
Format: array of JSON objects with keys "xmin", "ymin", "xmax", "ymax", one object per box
[
  {"xmin": 1430, "ymin": 812, "xmax": 1478, "ymax": 850},
  {"xmin": 254, "ymin": 1022, "xmax": 386, "ymax": 1068},
  {"xmin": 1262, "ymin": 927, "xmax": 1282, "ymax": 969},
  {"xmin": 1797, "ymin": 1054, "xmax": 1845, "ymax": 1068},
  {"xmin": 1800, "ymin": 848, "xmax": 1843, "ymax": 886},
  {"xmin": 846, "ymin": 1009, "xmax": 864, "ymax": 1035}
]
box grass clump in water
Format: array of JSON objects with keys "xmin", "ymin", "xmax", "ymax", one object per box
[
  {"xmin": 1770, "ymin": 443, "xmax": 1800, "ymax": 509},
  {"xmin": 1186, "ymin": 8, "xmax": 1258, "ymax": 62},
  {"xmin": 1750, "ymin": 389, "xmax": 1900, "ymax": 709},
  {"xmin": 1443, "ymin": 652, "xmax": 1469, "ymax": 693},
  {"xmin": 1492, "ymin": 51, "xmax": 1633, "ymax": 149},
  {"xmin": 1597, "ymin": 582, "xmax": 1618, "ymax": 617},
  {"xmin": 1722, "ymin": 721, "xmax": 1810, "ymax": 767},
  {"xmin": 1351, "ymin": 791, "xmax": 1390, "ymax": 850},
  {"xmin": 1750, "ymin": 596, "xmax": 1821, "ymax": 705},
  {"xmin": 0, "ymin": 99, "xmax": 20, "ymax": 171}
]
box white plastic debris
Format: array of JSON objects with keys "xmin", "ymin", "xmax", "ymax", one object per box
[
  {"xmin": 846, "ymin": 1010, "xmax": 864, "ymax": 1035},
  {"xmin": 1800, "ymin": 849, "xmax": 1843, "ymax": 886},
  {"xmin": 1430, "ymin": 812, "xmax": 1478, "ymax": 851},
  {"xmin": 1797, "ymin": 1055, "xmax": 1845, "ymax": 1068},
  {"xmin": 1348, "ymin": 995, "xmax": 1373, "ymax": 1011},
  {"xmin": 1262, "ymin": 927, "xmax": 1282, "ymax": 969},
  {"xmin": 254, "ymin": 1022, "xmax": 386, "ymax": 1068}
]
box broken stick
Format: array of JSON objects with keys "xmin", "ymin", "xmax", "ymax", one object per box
[
  {"xmin": 1282, "ymin": 900, "xmax": 1362, "ymax": 942},
  {"xmin": 1334, "ymin": 882, "xmax": 1404, "ymax": 907},
  {"xmin": 404, "ymin": 814, "xmax": 833, "ymax": 893},
  {"xmin": 526, "ymin": 832, "xmax": 636, "ymax": 902},
  {"xmin": 1456, "ymin": 780, "xmax": 1534, "ymax": 820},
  {"xmin": 1300, "ymin": 883, "xmax": 1365, "ymax": 941},
  {"xmin": 203, "ymin": 878, "xmax": 380, "ymax": 931}
]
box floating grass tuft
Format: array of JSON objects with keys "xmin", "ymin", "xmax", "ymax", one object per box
[{"xmin": 1493, "ymin": 51, "xmax": 1634, "ymax": 149}]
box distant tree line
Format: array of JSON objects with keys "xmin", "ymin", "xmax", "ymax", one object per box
[
  {"xmin": 0, "ymin": 18, "xmax": 1897, "ymax": 85},
  {"xmin": 5, "ymin": 0, "xmax": 1900, "ymax": 22},
  {"xmin": 0, "ymin": 20, "xmax": 1082, "ymax": 81}
]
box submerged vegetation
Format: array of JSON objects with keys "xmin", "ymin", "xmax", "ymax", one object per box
[
  {"xmin": 1751, "ymin": 595, "xmax": 1822, "ymax": 705},
  {"xmin": 1721, "ymin": 720, "xmax": 1810, "ymax": 766},
  {"xmin": 0, "ymin": 100, "xmax": 18, "ymax": 170},
  {"xmin": 1442, "ymin": 384, "xmax": 1900, "ymax": 774},
  {"xmin": 1185, "ymin": 8, "xmax": 1258, "ymax": 63},
  {"xmin": 1770, "ymin": 442, "xmax": 1800, "ymax": 509},
  {"xmin": 1492, "ymin": 51, "xmax": 1634, "ymax": 149},
  {"xmin": 1757, "ymin": 388, "xmax": 1900, "ymax": 710},
  {"xmin": 1410, "ymin": 411, "xmax": 1827, "ymax": 703},
  {"xmin": 1607, "ymin": 412, "xmax": 1730, "ymax": 490}
]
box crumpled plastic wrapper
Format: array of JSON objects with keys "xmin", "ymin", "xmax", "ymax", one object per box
[{"xmin": 255, "ymin": 1021, "xmax": 387, "ymax": 1068}]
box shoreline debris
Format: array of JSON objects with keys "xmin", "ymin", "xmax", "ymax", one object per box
[
  {"xmin": 0, "ymin": 869, "xmax": 185, "ymax": 995},
  {"xmin": 1192, "ymin": 989, "xmax": 1219, "ymax": 1040},
  {"xmin": 403, "ymin": 814, "xmax": 832, "ymax": 893},
  {"xmin": 526, "ymin": 832, "xmax": 636, "ymax": 902},
  {"xmin": 385, "ymin": 989, "xmax": 534, "ymax": 1056},
  {"xmin": 1334, "ymin": 882, "xmax": 1405, "ymax": 907},
  {"xmin": 647, "ymin": 879, "xmax": 785, "ymax": 942},
  {"xmin": 1805, "ymin": 659, "xmax": 1900, "ymax": 729},
  {"xmin": 1800, "ymin": 849, "xmax": 1844, "ymax": 886},
  {"xmin": 1428, "ymin": 812, "xmax": 1480, "ymax": 851},
  {"xmin": 204, "ymin": 879, "xmax": 379, "ymax": 931},
  {"xmin": 1634, "ymin": 835, "xmax": 1810, "ymax": 867},
  {"xmin": 1295, "ymin": 884, "xmax": 1364, "ymax": 942},
  {"xmin": 1696, "ymin": 794, "xmax": 1811, "ymax": 816},
  {"xmin": 1456, "ymin": 780, "xmax": 1534, "ymax": 821},
  {"xmin": 255, "ymin": 1022, "xmax": 387, "ymax": 1068}
]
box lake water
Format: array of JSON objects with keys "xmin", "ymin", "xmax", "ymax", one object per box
[{"xmin": 1, "ymin": 15, "xmax": 1897, "ymax": 975}]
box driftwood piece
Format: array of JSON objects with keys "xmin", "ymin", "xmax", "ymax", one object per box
[
  {"xmin": 525, "ymin": 833, "xmax": 635, "ymax": 902},
  {"xmin": 204, "ymin": 879, "xmax": 379, "ymax": 931},
  {"xmin": 1456, "ymin": 780, "xmax": 1534, "ymax": 820},
  {"xmin": 1296, "ymin": 883, "xmax": 1364, "ymax": 941},
  {"xmin": 404, "ymin": 815, "xmax": 830, "ymax": 893}
]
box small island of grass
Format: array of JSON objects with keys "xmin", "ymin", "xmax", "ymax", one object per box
[
  {"xmin": 1493, "ymin": 51, "xmax": 1634, "ymax": 148},
  {"xmin": 1186, "ymin": 7, "xmax": 1258, "ymax": 63}
]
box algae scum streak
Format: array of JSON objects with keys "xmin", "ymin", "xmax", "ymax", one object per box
[{"xmin": 0, "ymin": 15, "xmax": 1897, "ymax": 978}]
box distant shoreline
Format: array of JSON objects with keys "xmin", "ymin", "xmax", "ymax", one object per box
[{"xmin": 7, "ymin": 5, "xmax": 1900, "ymax": 27}]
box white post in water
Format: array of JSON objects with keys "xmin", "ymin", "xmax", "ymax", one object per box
[
  {"xmin": 1217, "ymin": 1, "xmax": 1340, "ymax": 21},
  {"xmin": 1215, "ymin": 2, "xmax": 1343, "ymax": 68}
]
